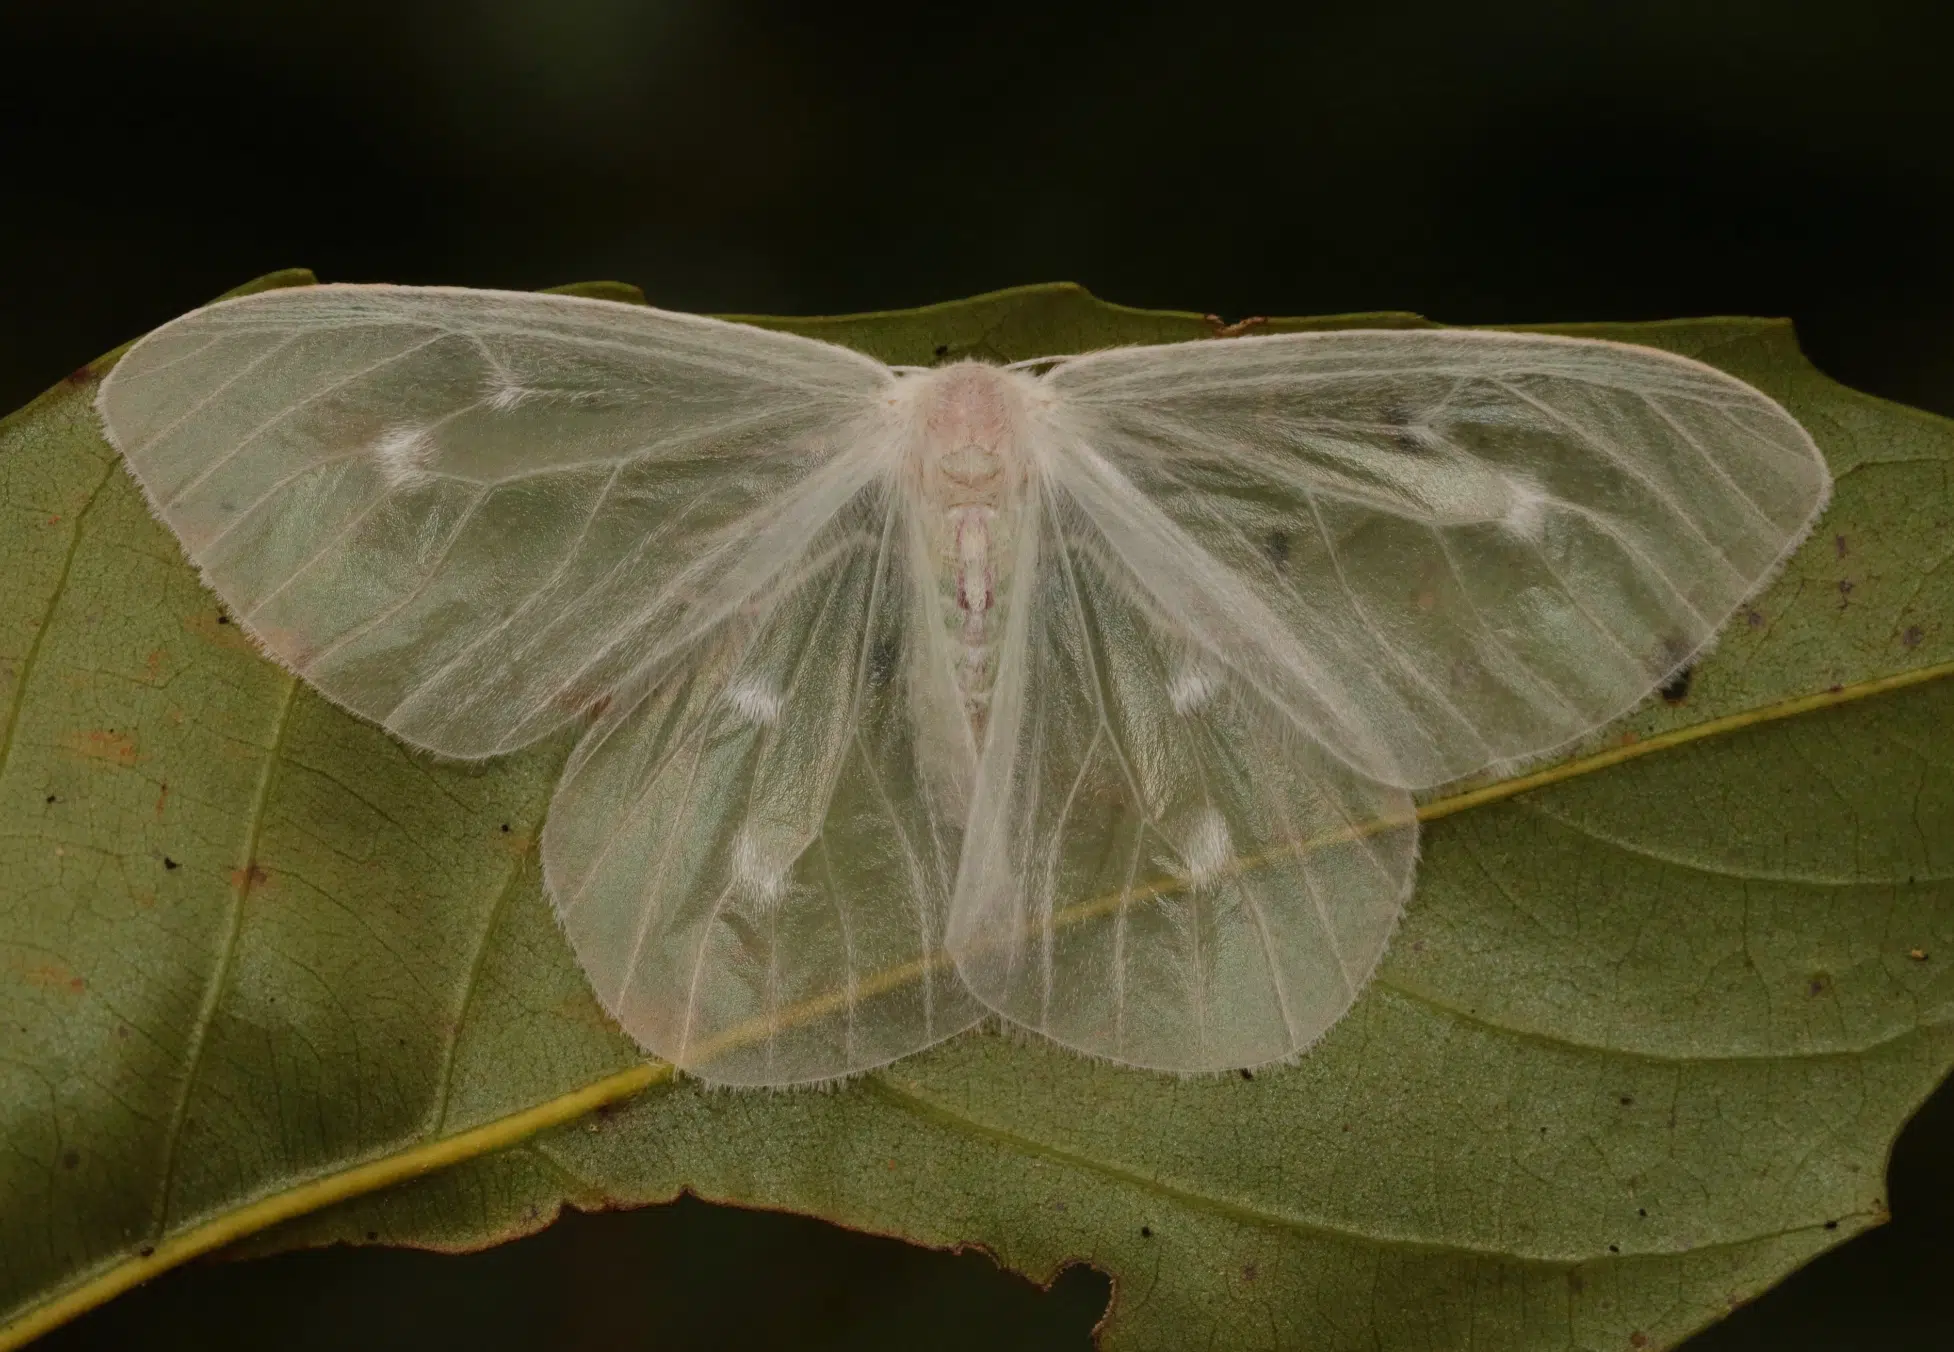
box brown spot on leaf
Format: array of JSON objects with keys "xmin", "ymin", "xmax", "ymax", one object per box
[
  {"xmin": 1902, "ymin": 626, "xmax": 1923, "ymax": 648},
  {"xmin": 1807, "ymin": 971, "xmax": 1833, "ymax": 998},
  {"xmin": 1836, "ymin": 579, "xmax": 1854, "ymax": 608},
  {"xmin": 1241, "ymin": 1263, "xmax": 1258, "ymax": 1282},
  {"xmin": 1834, "ymin": 534, "xmax": 1849, "ymax": 558},
  {"xmin": 231, "ymin": 862, "xmax": 269, "ymax": 892},
  {"xmin": 155, "ymin": 783, "xmax": 169, "ymax": 820},
  {"xmin": 62, "ymin": 1150, "xmax": 79, "ymax": 1170},
  {"xmin": 61, "ymin": 729, "xmax": 138, "ymax": 765},
  {"xmin": 65, "ymin": 364, "xmax": 94, "ymax": 385},
  {"xmin": 1658, "ymin": 665, "xmax": 1693, "ymax": 704},
  {"xmin": 17, "ymin": 960, "xmax": 85, "ymax": 993},
  {"xmin": 1630, "ymin": 1333, "xmax": 1648, "ymax": 1348}
]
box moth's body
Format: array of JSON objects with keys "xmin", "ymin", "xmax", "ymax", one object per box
[
  {"xmin": 899, "ymin": 362, "xmax": 1040, "ymax": 741},
  {"xmin": 96, "ymin": 283, "xmax": 1831, "ymax": 1087}
]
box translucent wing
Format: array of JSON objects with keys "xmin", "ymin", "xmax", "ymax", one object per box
[
  {"xmin": 100, "ymin": 283, "xmax": 981, "ymax": 1083},
  {"xmin": 544, "ymin": 478, "xmax": 983, "ymax": 1084},
  {"xmin": 1042, "ymin": 329, "xmax": 1832, "ymax": 788},
  {"xmin": 96, "ymin": 284, "xmax": 893, "ymax": 757},
  {"xmin": 949, "ymin": 475, "xmax": 1417, "ymax": 1071}
]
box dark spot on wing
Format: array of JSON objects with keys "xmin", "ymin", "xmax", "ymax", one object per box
[
  {"xmin": 1658, "ymin": 666, "xmax": 1693, "ymax": 703},
  {"xmin": 869, "ymin": 633, "xmax": 902, "ymax": 686},
  {"xmin": 1238, "ymin": 1067, "xmax": 1254, "ymax": 1080},
  {"xmin": 1381, "ymin": 402, "xmax": 1429, "ymax": 454},
  {"xmin": 216, "ymin": 611, "xmax": 230, "ymax": 625}
]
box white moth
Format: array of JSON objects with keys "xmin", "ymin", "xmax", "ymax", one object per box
[{"xmin": 95, "ymin": 285, "xmax": 1832, "ymax": 1087}]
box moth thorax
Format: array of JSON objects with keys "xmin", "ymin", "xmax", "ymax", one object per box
[
  {"xmin": 913, "ymin": 362, "xmax": 1030, "ymax": 511},
  {"xmin": 905, "ymin": 363, "xmax": 1037, "ymax": 741}
]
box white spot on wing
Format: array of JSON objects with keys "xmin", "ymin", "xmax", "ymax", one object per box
[
  {"xmin": 1182, "ymin": 809, "xmax": 1232, "ymax": 889},
  {"xmin": 372, "ymin": 426, "xmax": 432, "ymax": 489},
  {"xmin": 486, "ymin": 373, "xmax": 533, "ymax": 412},
  {"xmin": 1169, "ymin": 663, "xmax": 1220, "ymax": 714},
  {"xmin": 732, "ymin": 827, "xmax": 788, "ymax": 907},
  {"xmin": 727, "ymin": 677, "xmax": 783, "ymax": 725},
  {"xmin": 1502, "ymin": 477, "xmax": 1548, "ymax": 540}
]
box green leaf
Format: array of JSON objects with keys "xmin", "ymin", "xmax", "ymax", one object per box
[{"xmin": 2, "ymin": 273, "xmax": 1950, "ymax": 1351}]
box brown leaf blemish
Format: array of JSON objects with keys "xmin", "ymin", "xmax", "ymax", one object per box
[
  {"xmin": 17, "ymin": 959, "xmax": 86, "ymax": 993},
  {"xmin": 1902, "ymin": 625, "xmax": 1923, "ymax": 648},
  {"xmin": 231, "ymin": 862, "xmax": 270, "ymax": 892},
  {"xmin": 61, "ymin": 728, "xmax": 138, "ymax": 766},
  {"xmin": 1807, "ymin": 971, "xmax": 1833, "ymax": 998}
]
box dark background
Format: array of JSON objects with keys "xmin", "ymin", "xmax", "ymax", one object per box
[{"xmin": 5, "ymin": 1, "xmax": 1951, "ymax": 1347}]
